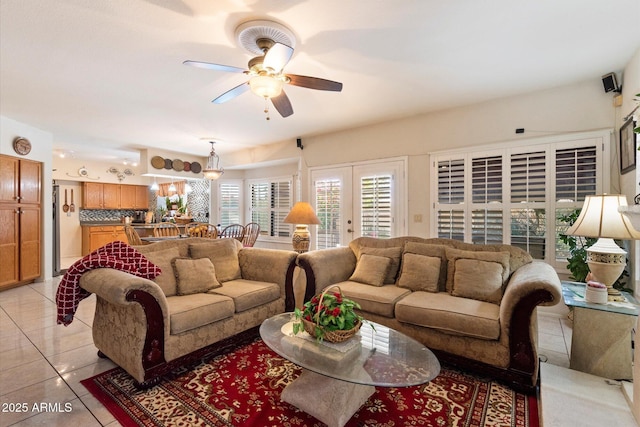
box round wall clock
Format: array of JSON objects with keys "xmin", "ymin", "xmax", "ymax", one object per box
[{"xmin": 13, "ymin": 137, "xmax": 31, "ymax": 155}]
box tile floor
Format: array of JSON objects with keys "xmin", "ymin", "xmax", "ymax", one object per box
[{"xmin": 0, "ymin": 277, "xmax": 637, "ymax": 426}]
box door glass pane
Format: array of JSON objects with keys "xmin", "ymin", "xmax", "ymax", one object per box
[
  {"xmin": 219, "ymin": 183, "xmax": 240, "ymax": 227},
  {"xmin": 315, "ymin": 178, "xmax": 341, "ymax": 249}
]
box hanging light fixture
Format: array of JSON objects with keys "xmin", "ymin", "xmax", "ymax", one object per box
[
  {"xmin": 150, "ymin": 178, "xmax": 159, "ymax": 191},
  {"xmin": 202, "ymin": 141, "xmax": 224, "ymax": 180},
  {"xmin": 168, "ymin": 180, "xmax": 177, "ymax": 193}
]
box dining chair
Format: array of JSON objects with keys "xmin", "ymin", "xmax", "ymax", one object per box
[
  {"xmin": 124, "ymin": 225, "xmax": 143, "ymax": 246},
  {"xmin": 153, "ymin": 222, "xmax": 180, "ymax": 237},
  {"xmin": 220, "ymin": 224, "xmax": 245, "ymax": 241},
  {"xmin": 242, "ymin": 222, "xmax": 261, "ymax": 247},
  {"xmin": 185, "ymin": 222, "xmax": 218, "ymax": 239}
]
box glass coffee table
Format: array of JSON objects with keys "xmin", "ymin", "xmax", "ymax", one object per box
[{"xmin": 260, "ymin": 313, "xmax": 440, "ymax": 427}]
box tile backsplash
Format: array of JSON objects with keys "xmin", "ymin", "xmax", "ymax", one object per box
[{"xmin": 79, "ymin": 209, "xmax": 139, "ymax": 222}]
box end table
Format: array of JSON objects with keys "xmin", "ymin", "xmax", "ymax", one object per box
[{"xmin": 561, "ymin": 281, "xmax": 638, "ymax": 380}]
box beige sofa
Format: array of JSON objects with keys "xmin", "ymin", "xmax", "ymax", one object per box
[
  {"xmin": 297, "ymin": 237, "xmax": 562, "ymax": 393},
  {"xmin": 80, "ymin": 237, "xmax": 298, "ymax": 387}
]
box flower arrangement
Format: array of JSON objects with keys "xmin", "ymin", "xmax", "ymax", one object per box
[{"xmin": 292, "ymin": 286, "xmax": 364, "ymax": 342}]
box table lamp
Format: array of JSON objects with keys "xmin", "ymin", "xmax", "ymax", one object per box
[
  {"xmin": 565, "ymin": 194, "xmax": 640, "ymax": 301},
  {"xmin": 283, "ymin": 202, "xmax": 321, "ymax": 253}
]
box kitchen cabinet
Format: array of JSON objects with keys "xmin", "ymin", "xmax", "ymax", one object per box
[
  {"xmin": 82, "ymin": 225, "xmax": 127, "ymax": 255},
  {"xmin": 134, "ymin": 185, "xmax": 149, "ymax": 209},
  {"xmin": 0, "ymin": 155, "xmax": 42, "ymax": 290},
  {"xmin": 83, "ymin": 183, "xmax": 120, "ymax": 209},
  {"xmin": 120, "ymin": 185, "xmax": 136, "ymax": 209},
  {"xmin": 119, "ymin": 185, "xmax": 149, "ymax": 209}
]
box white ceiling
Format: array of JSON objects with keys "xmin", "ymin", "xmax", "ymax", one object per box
[{"xmin": 1, "ymin": 0, "xmax": 639, "ymax": 162}]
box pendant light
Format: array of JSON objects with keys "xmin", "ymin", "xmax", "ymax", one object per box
[{"xmin": 203, "ymin": 141, "xmax": 224, "ymax": 180}]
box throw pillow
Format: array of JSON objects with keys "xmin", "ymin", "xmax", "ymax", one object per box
[
  {"xmin": 359, "ymin": 246, "xmax": 403, "ymax": 284},
  {"xmin": 396, "ymin": 253, "xmax": 441, "ymax": 292},
  {"xmin": 172, "ymin": 257, "xmax": 221, "ymax": 295},
  {"xmin": 349, "ymin": 254, "xmax": 392, "ymax": 287},
  {"xmin": 141, "ymin": 246, "xmax": 181, "ymax": 296},
  {"xmin": 444, "ymin": 247, "xmax": 510, "ymax": 303},
  {"xmin": 189, "ymin": 239, "xmax": 242, "ymax": 283},
  {"xmin": 403, "ymin": 242, "xmax": 448, "ymax": 291},
  {"xmin": 451, "ymin": 258, "xmax": 504, "ymax": 304}
]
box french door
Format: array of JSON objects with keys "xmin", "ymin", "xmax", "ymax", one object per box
[{"xmin": 310, "ymin": 160, "xmax": 406, "ymax": 249}]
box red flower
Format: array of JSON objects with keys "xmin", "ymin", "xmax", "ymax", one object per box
[{"xmin": 332, "ymin": 307, "xmax": 341, "ymax": 316}]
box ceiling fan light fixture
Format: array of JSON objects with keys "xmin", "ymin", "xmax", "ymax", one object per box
[
  {"xmin": 249, "ymin": 75, "xmax": 283, "ymax": 98},
  {"xmin": 203, "ymin": 141, "xmax": 224, "ymax": 180}
]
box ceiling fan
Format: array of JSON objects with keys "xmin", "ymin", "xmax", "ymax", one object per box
[{"xmin": 183, "ymin": 20, "xmax": 342, "ymax": 119}]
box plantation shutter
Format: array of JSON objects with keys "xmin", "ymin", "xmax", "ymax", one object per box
[
  {"xmin": 315, "ymin": 178, "xmax": 342, "ymax": 249},
  {"xmin": 360, "ymin": 174, "xmax": 392, "ymax": 238},
  {"xmin": 436, "ymin": 158, "xmax": 465, "ymax": 240},
  {"xmin": 219, "ymin": 182, "xmax": 241, "ymax": 227},
  {"xmin": 511, "ymin": 151, "xmax": 546, "ymax": 202},
  {"xmin": 555, "ymin": 146, "xmax": 597, "ymax": 202},
  {"xmin": 249, "ymin": 180, "xmax": 291, "ymax": 238},
  {"xmin": 271, "ymin": 181, "xmax": 291, "ymax": 238}
]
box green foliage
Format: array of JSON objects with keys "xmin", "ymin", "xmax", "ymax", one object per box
[{"xmin": 293, "ymin": 291, "xmax": 364, "ymax": 342}]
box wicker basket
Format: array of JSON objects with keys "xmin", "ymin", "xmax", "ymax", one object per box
[
  {"xmin": 174, "ymin": 217, "xmax": 192, "ymax": 224},
  {"xmin": 301, "ymin": 285, "xmax": 362, "ymax": 343}
]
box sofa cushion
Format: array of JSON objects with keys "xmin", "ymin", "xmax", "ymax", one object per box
[
  {"xmin": 189, "ymin": 239, "xmax": 242, "ymax": 282},
  {"xmin": 140, "ymin": 246, "xmax": 180, "ymax": 296},
  {"xmin": 332, "ymin": 281, "xmax": 411, "ymax": 318},
  {"xmin": 209, "ymin": 279, "xmax": 281, "ymax": 313},
  {"xmin": 166, "ymin": 293, "xmax": 235, "ymax": 335},
  {"xmin": 397, "ymin": 253, "xmax": 441, "ymax": 292},
  {"xmin": 172, "ymin": 257, "xmax": 221, "ymax": 295},
  {"xmin": 395, "ymin": 292, "xmax": 500, "ymax": 340},
  {"xmin": 451, "ymin": 258, "xmax": 504, "ymax": 304},
  {"xmin": 359, "ymin": 246, "xmax": 403, "ymax": 284},
  {"xmin": 403, "ymin": 242, "xmax": 448, "ymax": 291},
  {"xmin": 349, "ymin": 254, "xmax": 392, "ymax": 287},
  {"xmin": 444, "ymin": 248, "xmax": 510, "ymax": 294}
]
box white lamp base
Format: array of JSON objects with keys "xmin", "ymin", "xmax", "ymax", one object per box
[{"xmin": 586, "ymin": 238, "xmax": 627, "ymax": 302}]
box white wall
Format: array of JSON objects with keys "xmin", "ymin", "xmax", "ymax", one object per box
[
  {"xmin": 0, "ymin": 116, "xmax": 53, "ymax": 280},
  {"xmin": 618, "ymin": 47, "xmax": 640, "ymax": 296}
]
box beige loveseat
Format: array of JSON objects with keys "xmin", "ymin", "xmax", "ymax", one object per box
[
  {"xmin": 80, "ymin": 237, "xmax": 298, "ymax": 387},
  {"xmin": 297, "ymin": 237, "xmax": 562, "ymax": 393}
]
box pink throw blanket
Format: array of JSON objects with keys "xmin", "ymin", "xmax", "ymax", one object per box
[{"xmin": 56, "ymin": 241, "xmax": 161, "ymax": 326}]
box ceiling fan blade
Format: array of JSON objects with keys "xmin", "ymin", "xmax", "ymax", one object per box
[
  {"xmin": 271, "ymin": 91, "xmax": 293, "ymax": 118},
  {"xmin": 286, "ymin": 74, "xmax": 343, "ymax": 92},
  {"xmin": 212, "ymin": 82, "xmax": 250, "ymax": 104},
  {"xmin": 263, "ymin": 43, "xmax": 294, "ymax": 73},
  {"xmin": 183, "ymin": 60, "xmax": 246, "ymax": 74}
]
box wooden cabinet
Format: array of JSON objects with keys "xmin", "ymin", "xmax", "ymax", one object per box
[
  {"xmin": 134, "ymin": 185, "xmax": 149, "ymax": 209},
  {"xmin": 83, "ymin": 183, "xmax": 148, "ymax": 209},
  {"xmin": 82, "ymin": 225, "xmax": 127, "ymax": 255},
  {"xmin": 0, "ymin": 155, "xmax": 42, "ymax": 290},
  {"xmin": 83, "ymin": 183, "xmax": 120, "ymax": 209},
  {"xmin": 120, "ymin": 185, "xmax": 136, "ymax": 209}
]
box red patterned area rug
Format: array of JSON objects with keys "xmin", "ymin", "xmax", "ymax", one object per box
[{"xmin": 82, "ymin": 333, "xmax": 539, "ymax": 427}]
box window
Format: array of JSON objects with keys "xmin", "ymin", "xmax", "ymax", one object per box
[
  {"xmin": 248, "ymin": 178, "xmax": 292, "ymax": 239},
  {"xmin": 360, "ymin": 174, "xmax": 393, "ymax": 239},
  {"xmin": 218, "ymin": 181, "xmax": 242, "ymax": 227},
  {"xmin": 431, "ymin": 132, "xmax": 607, "ymax": 265},
  {"xmin": 315, "ymin": 178, "xmax": 342, "ymax": 249}
]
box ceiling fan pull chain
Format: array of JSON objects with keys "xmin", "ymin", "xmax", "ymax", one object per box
[{"xmin": 264, "ymin": 97, "xmax": 271, "ymax": 120}]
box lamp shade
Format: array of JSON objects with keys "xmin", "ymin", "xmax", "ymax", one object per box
[
  {"xmin": 249, "ymin": 75, "xmax": 284, "ymax": 98},
  {"xmin": 565, "ymin": 195, "xmax": 640, "ymax": 240},
  {"xmin": 283, "ymin": 202, "xmax": 321, "ymax": 225}
]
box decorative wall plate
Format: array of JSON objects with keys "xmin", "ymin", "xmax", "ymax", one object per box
[
  {"xmin": 151, "ymin": 156, "xmax": 165, "ymax": 169},
  {"xmin": 183, "ymin": 161, "xmax": 191, "ymax": 171},
  {"xmin": 190, "ymin": 162, "xmax": 202, "ymax": 173},
  {"xmin": 172, "ymin": 159, "xmax": 184, "ymax": 171},
  {"xmin": 13, "ymin": 137, "xmax": 31, "ymax": 155},
  {"xmin": 164, "ymin": 158, "xmax": 173, "ymax": 169}
]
